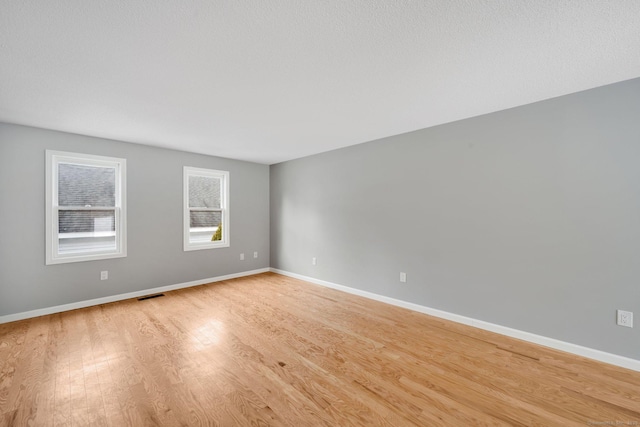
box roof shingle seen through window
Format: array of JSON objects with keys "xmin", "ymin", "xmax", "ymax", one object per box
[
  {"xmin": 189, "ymin": 176, "xmax": 220, "ymax": 208},
  {"xmin": 58, "ymin": 163, "xmax": 115, "ymax": 207},
  {"xmin": 59, "ymin": 210, "xmax": 115, "ymax": 233},
  {"xmin": 190, "ymin": 211, "xmax": 222, "ymax": 228}
]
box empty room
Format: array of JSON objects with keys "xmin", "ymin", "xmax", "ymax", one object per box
[{"xmin": 1, "ymin": 1, "xmax": 640, "ymax": 426}]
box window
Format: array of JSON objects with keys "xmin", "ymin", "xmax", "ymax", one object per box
[
  {"xmin": 46, "ymin": 151, "xmax": 126, "ymax": 264},
  {"xmin": 184, "ymin": 166, "xmax": 229, "ymax": 251}
]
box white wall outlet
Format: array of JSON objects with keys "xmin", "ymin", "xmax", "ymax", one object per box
[
  {"xmin": 400, "ymin": 272, "xmax": 407, "ymax": 283},
  {"xmin": 253, "ymin": 251, "xmax": 258, "ymax": 259},
  {"xmin": 312, "ymin": 257, "xmax": 317, "ymax": 265},
  {"xmin": 617, "ymin": 310, "xmax": 633, "ymax": 328},
  {"xmin": 100, "ymin": 271, "xmax": 108, "ymax": 280},
  {"xmin": 240, "ymin": 253, "xmax": 245, "ymax": 261}
]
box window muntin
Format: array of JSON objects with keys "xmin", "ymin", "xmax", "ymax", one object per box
[
  {"xmin": 46, "ymin": 151, "xmax": 126, "ymax": 264},
  {"xmin": 184, "ymin": 167, "xmax": 229, "ymax": 250}
]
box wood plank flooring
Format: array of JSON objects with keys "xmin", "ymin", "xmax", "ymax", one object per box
[{"xmin": 1, "ymin": 272, "xmax": 639, "ymax": 426}]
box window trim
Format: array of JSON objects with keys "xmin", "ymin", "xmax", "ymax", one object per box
[
  {"xmin": 183, "ymin": 166, "xmax": 230, "ymax": 251},
  {"xmin": 46, "ymin": 150, "xmax": 127, "ymax": 265}
]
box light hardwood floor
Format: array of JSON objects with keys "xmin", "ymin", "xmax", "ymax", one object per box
[{"xmin": 1, "ymin": 272, "xmax": 639, "ymax": 426}]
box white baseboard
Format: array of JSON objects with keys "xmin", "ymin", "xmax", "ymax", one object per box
[
  {"xmin": 5, "ymin": 266, "xmax": 638, "ymax": 372},
  {"xmin": 271, "ymin": 268, "xmax": 640, "ymax": 373},
  {"xmin": 0, "ymin": 268, "xmax": 270, "ymax": 324}
]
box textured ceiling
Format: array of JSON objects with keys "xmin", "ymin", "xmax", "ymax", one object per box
[{"xmin": 1, "ymin": 1, "xmax": 640, "ymax": 164}]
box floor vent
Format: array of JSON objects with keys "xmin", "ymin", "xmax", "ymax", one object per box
[{"xmin": 137, "ymin": 293, "xmax": 165, "ymax": 301}]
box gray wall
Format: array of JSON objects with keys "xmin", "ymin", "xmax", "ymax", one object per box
[
  {"xmin": 270, "ymin": 78, "xmax": 640, "ymax": 360},
  {"xmin": 0, "ymin": 123, "xmax": 269, "ymax": 316}
]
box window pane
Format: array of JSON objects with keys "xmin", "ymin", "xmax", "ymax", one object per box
[
  {"xmin": 189, "ymin": 211, "xmax": 222, "ymax": 243},
  {"xmin": 58, "ymin": 163, "xmax": 116, "ymax": 207},
  {"xmin": 189, "ymin": 176, "xmax": 220, "ymax": 209},
  {"xmin": 58, "ymin": 210, "xmax": 116, "ymax": 254}
]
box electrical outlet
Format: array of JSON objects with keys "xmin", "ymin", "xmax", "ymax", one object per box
[
  {"xmin": 100, "ymin": 271, "xmax": 108, "ymax": 280},
  {"xmin": 312, "ymin": 257, "xmax": 317, "ymax": 265},
  {"xmin": 400, "ymin": 272, "xmax": 407, "ymax": 283},
  {"xmin": 617, "ymin": 310, "xmax": 633, "ymax": 328},
  {"xmin": 240, "ymin": 253, "xmax": 245, "ymax": 261},
  {"xmin": 253, "ymin": 251, "xmax": 258, "ymax": 259}
]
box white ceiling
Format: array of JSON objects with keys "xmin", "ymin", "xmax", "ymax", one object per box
[{"xmin": 1, "ymin": 1, "xmax": 639, "ymax": 164}]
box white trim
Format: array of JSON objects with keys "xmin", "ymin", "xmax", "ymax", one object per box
[
  {"xmin": 0, "ymin": 268, "xmax": 269, "ymax": 324},
  {"xmin": 183, "ymin": 166, "xmax": 230, "ymax": 251},
  {"xmin": 45, "ymin": 150, "xmax": 127, "ymax": 265},
  {"xmin": 270, "ymin": 268, "xmax": 640, "ymax": 373}
]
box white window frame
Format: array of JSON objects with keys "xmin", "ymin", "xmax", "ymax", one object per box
[
  {"xmin": 183, "ymin": 166, "xmax": 230, "ymax": 251},
  {"xmin": 46, "ymin": 150, "xmax": 127, "ymax": 265}
]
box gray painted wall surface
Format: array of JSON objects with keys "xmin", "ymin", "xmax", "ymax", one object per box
[
  {"xmin": 270, "ymin": 78, "xmax": 640, "ymax": 359},
  {"xmin": 0, "ymin": 123, "xmax": 269, "ymax": 316}
]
